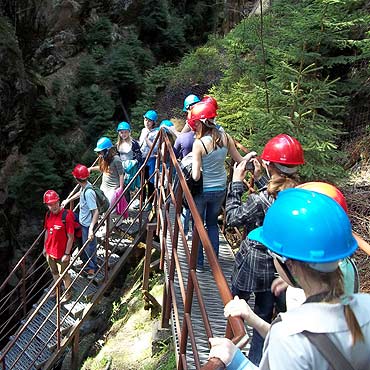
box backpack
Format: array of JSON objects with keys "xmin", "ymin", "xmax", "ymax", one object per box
[
  {"xmin": 172, "ymin": 153, "xmax": 203, "ymax": 209},
  {"xmin": 83, "ymin": 185, "xmax": 110, "ymax": 214}
]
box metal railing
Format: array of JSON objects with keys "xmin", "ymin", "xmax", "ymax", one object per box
[{"xmin": 0, "ymin": 147, "xmax": 159, "ymax": 369}]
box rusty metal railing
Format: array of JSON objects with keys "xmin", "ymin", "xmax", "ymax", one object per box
[
  {"xmin": 0, "ymin": 141, "xmax": 162, "ymax": 369},
  {"xmin": 151, "ymin": 130, "xmax": 248, "ymax": 369}
]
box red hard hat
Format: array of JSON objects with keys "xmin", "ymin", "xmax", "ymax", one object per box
[
  {"xmin": 187, "ymin": 101, "xmax": 217, "ymax": 131},
  {"xmin": 201, "ymin": 95, "xmax": 218, "ymax": 110},
  {"xmin": 297, "ymin": 182, "xmax": 348, "ymax": 213},
  {"xmin": 72, "ymin": 164, "xmax": 90, "ymax": 179},
  {"xmin": 43, "ymin": 190, "xmax": 60, "ymax": 204},
  {"xmin": 261, "ymin": 134, "xmax": 304, "ymax": 165}
]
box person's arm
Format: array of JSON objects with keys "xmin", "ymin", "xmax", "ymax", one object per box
[
  {"xmin": 43, "ymin": 226, "xmax": 48, "ymax": 256},
  {"xmin": 61, "ymin": 211, "xmax": 75, "ymax": 262},
  {"xmin": 61, "ymin": 190, "xmax": 81, "ymax": 208},
  {"xmin": 226, "ymin": 134, "xmax": 257, "ymax": 164},
  {"xmin": 89, "ymin": 166, "xmax": 100, "ymax": 172},
  {"xmin": 209, "ymin": 338, "xmax": 257, "ymax": 370},
  {"xmin": 132, "ymin": 140, "xmax": 143, "ymax": 165},
  {"xmin": 192, "ymin": 139, "xmax": 203, "ymax": 181},
  {"xmin": 225, "ymin": 163, "xmax": 264, "ymax": 227},
  {"xmin": 88, "ymin": 209, "xmax": 99, "ymax": 241},
  {"xmin": 224, "ymin": 296, "xmax": 270, "ymax": 339}
]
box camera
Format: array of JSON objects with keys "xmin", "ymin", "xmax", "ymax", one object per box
[{"xmin": 245, "ymin": 160, "xmax": 255, "ymax": 171}]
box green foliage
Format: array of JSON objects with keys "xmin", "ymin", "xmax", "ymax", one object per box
[
  {"xmin": 130, "ymin": 64, "xmax": 173, "ymax": 126},
  {"xmin": 85, "ymin": 17, "xmax": 113, "ymax": 49},
  {"xmin": 137, "ymin": 0, "xmax": 186, "ymax": 60},
  {"xmin": 172, "ymin": 44, "xmax": 225, "ymax": 88},
  {"xmin": 77, "ymin": 55, "xmax": 98, "ymax": 86},
  {"xmin": 211, "ymin": 0, "xmax": 370, "ymax": 181}
]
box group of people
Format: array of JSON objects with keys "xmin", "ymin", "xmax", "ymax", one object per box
[
  {"xmin": 40, "ymin": 92, "xmax": 370, "ymax": 369},
  {"xmin": 170, "ymin": 93, "xmax": 369, "ymax": 369},
  {"xmin": 41, "ymin": 110, "xmax": 176, "ymax": 291}
]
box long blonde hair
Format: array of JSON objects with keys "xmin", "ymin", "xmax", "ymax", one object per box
[
  {"xmin": 116, "ymin": 133, "xmax": 132, "ymax": 148},
  {"xmin": 299, "ymin": 262, "xmax": 364, "ymax": 345}
]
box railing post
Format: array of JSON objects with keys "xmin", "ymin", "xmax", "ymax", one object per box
[
  {"xmin": 21, "ymin": 259, "xmax": 27, "ymax": 317},
  {"xmin": 104, "ymin": 220, "xmax": 109, "ymax": 283},
  {"xmin": 143, "ymin": 224, "xmax": 156, "ymax": 294},
  {"xmin": 56, "ymin": 282, "xmax": 61, "ymax": 350},
  {"xmin": 71, "ymin": 329, "xmax": 80, "ymax": 370}
]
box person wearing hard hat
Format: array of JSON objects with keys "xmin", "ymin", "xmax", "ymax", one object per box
[
  {"xmin": 271, "ymin": 182, "xmax": 360, "ymax": 310},
  {"xmin": 188, "ymin": 100, "xmax": 256, "ymax": 272},
  {"xmin": 69, "ymin": 164, "xmax": 99, "ymax": 279},
  {"xmin": 116, "ymin": 121, "xmax": 142, "ymax": 201},
  {"xmin": 209, "ymin": 188, "xmax": 370, "ymax": 370},
  {"xmin": 138, "ymin": 110, "xmax": 159, "ymax": 211},
  {"xmin": 226, "ymin": 134, "xmax": 304, "ymax": 366},
  {"xmin": 43, "ymin": 190, "xmax": 73, "ymax": 302}
]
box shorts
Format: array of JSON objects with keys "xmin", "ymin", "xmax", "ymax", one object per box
[{"xmin": 46, "ymin": 254, "xmax": 69, "ymax": 276}]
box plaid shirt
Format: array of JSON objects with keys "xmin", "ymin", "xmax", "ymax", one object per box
[{"xmin": 226, "ymin": 177, "xmax": 277, "ymax": 292}]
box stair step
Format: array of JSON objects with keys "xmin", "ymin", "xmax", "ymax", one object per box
[
  {"xmin": 23, "ymin": 315, "xmax": 58, "ymax": 349},
  {"xmin": 10, "ymin": 328, "xmax": 52, "ymax": 369},
  {"xmin": 36, "ymin": 299, "xmax": 76, "ymax": 334},
  {"xmin": 69, "ymin": 269, "xmax": 98, "ymax": 299},
  {"xmin": 96, "ymin": 251, "xmax": 120, "ymax": 268},
  {"xmin": 2, "ymin": 343, "xmax": 36, "ymax": 370},
  {"xmin": 62, "ymin": 300, "xmax": 87, "ymax": 319}
]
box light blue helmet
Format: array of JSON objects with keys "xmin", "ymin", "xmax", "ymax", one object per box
[
  {"xmin": 116, "ymin": 121, "xmax": 131, "ymax": 132},
  {"xmin": 183, "ymin": 94, "xmax": 200, "ymax": 112},
  {"xmin": 160, "ymin": 120, "xmax": 174, "ymax": 128},
  {"xmin": 248, "ymin": 188, "xmax": 357, "ymax": 268},
  {"xmin": 94, "ymin": 137, "xmax": 113, "ymax": 152},
  {"xmin": 143, "ymin": 110, "xmax": 158, "ymax": 122}
]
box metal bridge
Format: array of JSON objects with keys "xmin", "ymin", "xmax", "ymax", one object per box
[{"xmin": 1, "ymin": 130, "xmax": 368, "ymax": 370}]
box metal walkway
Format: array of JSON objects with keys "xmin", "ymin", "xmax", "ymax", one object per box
[{"xmin": 164, "ymin": 206, "xmax": 253, "ymax": 369}]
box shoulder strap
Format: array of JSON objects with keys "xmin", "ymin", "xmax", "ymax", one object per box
[
  {"xmin": 301, "ymin": 331, "xmax": 356, "ymax": 370},
  {"xmin": 199, "ymin": 138, "xmax": 208, "ymax": 155}
]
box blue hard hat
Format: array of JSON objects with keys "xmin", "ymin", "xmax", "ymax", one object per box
[
  {"xmin": 143, "ymin": 110, "xmax": 158, "ymax": 122},
  {"xmin": 248, "ymin": 188, "xmax": 357, "ymax": 264},
  {"xmin": 94, "ymin": 137, "xmax": 113, "ymax": 152},
  {"xmin": 160, "ymin": 120, "xmax": 174, "ymax": 127},
  {"xmin": 116, "ymin": 121, "xmax": 131, "ymax": 132},
  {"xmin": 183, "ymin": 94, "xmax": 200, "ymax": 112}
]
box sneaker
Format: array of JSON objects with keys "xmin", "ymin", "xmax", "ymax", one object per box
[
  {"xmin": 131, "ymin": 199, "xmax": 140, "ymax": 210},
  {"xmin": 86, "ymin": 269, "xmax": 96, "ymax": 280}
]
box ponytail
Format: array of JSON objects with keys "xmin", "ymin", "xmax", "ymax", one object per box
[
  {"xmin": 267, "ymin": 168, "xmax": 300, "ymax": 198},
  {"xmin": 301, "ymin": 263, "xmax": 364, "ymax": 345},
  {"xmin": 344, "ymin": 305, "xmax": 365, "ymax": 345}
]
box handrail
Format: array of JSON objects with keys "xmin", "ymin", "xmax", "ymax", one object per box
[
  {"xmin": 155, "ymin": 130, "xmax": 248, "ymax": 369},
  {"xmin": 0, "ymin": 150, "xmax": 158, "ymax": 369}
]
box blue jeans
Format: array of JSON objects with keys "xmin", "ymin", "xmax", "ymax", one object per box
[
  {"xmin": 193, "ymin": 190, "xmax": 225, "ymax": 268},
  {"xmin": 81, "ymin": 226, "xmax": 98, "ymax": 272},
  {"xmin": 231, "ymin": 287, "xmax": 286, "ymax": 366}
]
